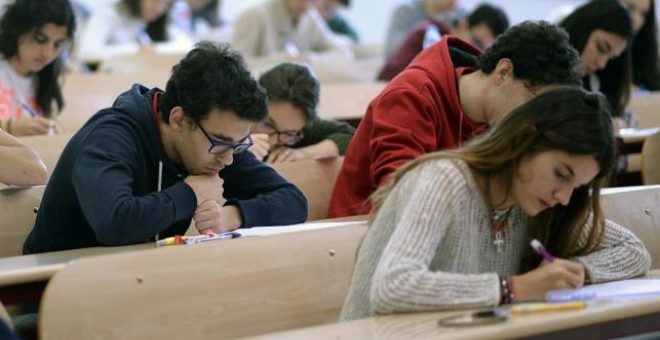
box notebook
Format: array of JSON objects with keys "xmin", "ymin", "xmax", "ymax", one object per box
[{"xmin": 546, "ymin": 279, "xmax": 660, "ymax": 302}]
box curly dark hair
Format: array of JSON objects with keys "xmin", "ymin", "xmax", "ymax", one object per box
[
  {"xmin": 478, "ymin": 20, "xmax": 582, "ymax": 88},
  {"xmin": 0, "ymin": 0, "xmax": 76, "ymax": 118},
  {"xmin": 159, "ymin": 41, "xmax": 267, "ymax": 124},
  {"xmin": 258, "ymin": 63, "xmax": 320, "ymax": 121}
]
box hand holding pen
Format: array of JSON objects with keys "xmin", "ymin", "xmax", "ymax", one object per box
[
  {"xmin": 507, "ymin": 239, "xmax": 586, "ymax": 301},
  {"xmin": 8, "ymin": 116, "xmax": 53, "ymax": 136}
]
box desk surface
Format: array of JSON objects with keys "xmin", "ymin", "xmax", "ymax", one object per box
[
  {"xmin": 0, "ymin": 216, "xmax": 368, "ymax": 287},
  {"xmin": 0, "ymin": 243, "xmax": 153, "ymax": 286},
  {"xmin": 317, "ymin": 82, "xmax": 385, "ymax": 121},
  {"xmin": 250, "ymin": 295, "xmax": 660, "ymax": 340}
]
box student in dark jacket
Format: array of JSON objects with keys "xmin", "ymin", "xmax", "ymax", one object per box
[{"xmin": 23, "ymin": 42, "xmax": 307, "ymax": 254}]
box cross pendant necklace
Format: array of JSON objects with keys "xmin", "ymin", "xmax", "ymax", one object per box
[
  {"xmin": 491, "ymin": 207, "xmax": 510, "ymax": 253},
  {"xmin": 493, "ymin": 222, "xmax": 504, "ymax": 253}
]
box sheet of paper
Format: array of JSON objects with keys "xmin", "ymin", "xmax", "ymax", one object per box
[
  {"xmin": 235, "ymin": 220, "xmax": 366, "ymax": 237},
  {"xmin": 547, "ymin": 279, "xmax": 660, "ymax": 302}
]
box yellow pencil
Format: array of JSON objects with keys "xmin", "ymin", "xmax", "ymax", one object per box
[{"xmin": 510, "ymin": 301, "xmax": 587, "ymax": 315}]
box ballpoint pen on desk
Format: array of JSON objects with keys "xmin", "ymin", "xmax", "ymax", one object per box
[
  {"xmin": 157, "ymin": 232, "xmax": 240, "ymax": 247},
  {"xmin": 530, "ymin": 238, "xmax": 555, "ymax": 262}
]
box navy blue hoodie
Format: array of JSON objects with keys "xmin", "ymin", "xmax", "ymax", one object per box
[{"xmin": 23, "ymin": 85, "xmax": 308, "ymax": 254}]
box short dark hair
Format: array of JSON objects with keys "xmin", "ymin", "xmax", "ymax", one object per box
[
  {"xmin": 478, "ymin": 20, "xmax": 582, "ymax": 88},
  {"xmin": 560, "ymin": 0, "xmax": 634, "ymax": 115},
  {"xmin": 159, "ymin": 41, "xmax": 267, "ymax": 124},
  {"xmin": 0, "ymin": 0, "xmax": 76, "ymax": 117},
  {"xmin": 258, "ymin": 63, "xmax": 320, "ymax": 121},
  {"xmin": 468, "ymin": 3, "xmax": 509, "ymax": 36}
]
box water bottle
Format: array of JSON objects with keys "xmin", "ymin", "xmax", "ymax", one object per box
[{"xmin": 422, "ymin": 25, "xmax": 442, "ymax": 49}]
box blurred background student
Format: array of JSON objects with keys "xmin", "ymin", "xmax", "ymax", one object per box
[
  {"xmin": 559, "ymin": 0, "xmax": 634, "ymax": 129},
  {"xmin": 0, "ymin": 0, "xmax": 76, "ymax": 136},
  {"xmin": 170, "ymin": 0, "xmax": 228, "ymax": 41},
  {"xmin": 383, "ymin": 0, "xmax": 466, "ymax": 58},
  {"xmin": 379, "ymin": 2, "xmax": 509, "ymax": 81},
  {"xmin": 75, "ymin": 0, "xmax": 193, "ymax": 64},
  {"xmin": 621, "ymin": 0, "xmax": 660, "ymax": 91},
  {"xmin": 249, "ymin": 62, "xmax": 355, "ymax": 163},
  {"xmin": 231, "ymin": 0, "xmax": 353, "ymax": 65},
  {"xmin": 314, "ymin": 0, "xmax": 359, "ymax": 43}
]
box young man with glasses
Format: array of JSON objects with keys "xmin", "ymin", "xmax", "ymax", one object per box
[
  {"xmin": 23, "ymin": 42, "xmax": 308, "ymax": 254},
  {"xmin": 249, "ymin": 62, "xmax": 355, "ymax": 163}
]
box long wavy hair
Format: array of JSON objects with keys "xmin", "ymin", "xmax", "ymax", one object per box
[
  {"xmin": 370, "ymin": 87, "xmax": 616, "ymax": 260},
  {"xmin": 560, "ymin": 0, "xmax": 634, "ymax": 116},
  {"xmin": 0, "ymin": 0, "xmax": 76, "ymax": 117}
]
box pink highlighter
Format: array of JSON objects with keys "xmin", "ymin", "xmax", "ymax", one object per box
[{"xmin": 531, "ymin": 239, "xmax": 555, "ymax": 262}]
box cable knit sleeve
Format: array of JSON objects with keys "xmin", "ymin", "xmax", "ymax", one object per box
[
  {"xmin": 370, "ymin": 161, "xmax": 500, "ymax": 315},
  {"xmin": 574, "ymin": 218, "xmax": 651, "ymax": 283}
]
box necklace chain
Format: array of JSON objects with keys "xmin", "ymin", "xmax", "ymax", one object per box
[{"xmin": 485, "ymin": 176, "xmax": 511, "ymax": 253}]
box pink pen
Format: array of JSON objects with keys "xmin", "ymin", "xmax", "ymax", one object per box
[{"xmin": 530, "ymin": 239, "xmax": 555, "ymax": 262}]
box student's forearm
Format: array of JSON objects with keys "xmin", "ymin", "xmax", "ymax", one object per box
[
  {"xmin": 0, "ymin": 130, "xmax": 47, "ymax": 185},
  {"xmin": 296, "ymin": 139, "xmax": 340, "ymax": 160},
  {"xmin": 221, "ymin": 205, "xmax": 243, "ymax": 231},
  {"xmin": 0, "ymin": 146, "xmax": 47, "ymax": 185}
]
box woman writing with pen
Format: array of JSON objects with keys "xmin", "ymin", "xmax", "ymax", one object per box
[
  {"xmin": 340, "ymin": 87, "xmax": 651, "ymax": 321},
  {"xmin": 0, "ymin": 0, "xmax": 76, "ymax": 136}
]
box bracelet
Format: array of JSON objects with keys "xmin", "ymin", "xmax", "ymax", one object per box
[{"xmin": 498, "ymin": 274, "xmax": 515, "ymax": 305}]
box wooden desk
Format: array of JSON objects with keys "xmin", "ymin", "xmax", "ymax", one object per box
[
  {"xmin": 0, "ymin": 217, "xmax": 367, "ymax": 305},
  {"xmin": 58, "ymin": 71, "xmax": 169, "ymax": 132},
  {"xmin": 250, "ymin": 297, "xmax": 660, "ymax": 340},
  {"xmin": 628, "ymin": 92, "xmax": 660, "ymax": 129},
  {"xmin": 318, "ymin": 82, "xmax": 385, "ymax": 126},
  {"xmin": 0, "ymin": 244, "xmax": 152, "ymax": 304}
]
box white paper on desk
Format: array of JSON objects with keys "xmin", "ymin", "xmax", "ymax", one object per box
[
  {"xmin": 547, "ymin": 279, "xmax": 660, "ymax": 302},
  {"xmin": 235, "ymin": 221, "xmax": 366, "ymax": 237},
  {"xmin": 617, "ymin": 127, "xmax": 660, "ymax": 138},
  {"xmin": 0, "ymin": 184, "xmax": 45, "ymax": 191}
]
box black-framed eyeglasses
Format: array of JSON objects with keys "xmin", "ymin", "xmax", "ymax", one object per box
[
  {"xmin": 196, "ymin": 121, "xmax": 253, "ymax": 154},
  {"xmin": 257, "ymin": 120, "xmax": 304, "ymax": 145}
]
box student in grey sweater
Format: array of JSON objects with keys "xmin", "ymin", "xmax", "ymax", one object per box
[{"xmin": 340, "ymin": 87, "xmax": 651, "ymax": 321}]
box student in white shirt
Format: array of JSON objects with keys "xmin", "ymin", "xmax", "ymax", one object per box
[
  {"xmin": 0, "ymin": 0, "xmax": 76, "ymax": 136},
  {"xmin": 75, "ymin": 0, "xmax": 193, "ymax": 63},
  {"xmin": 170, "ymin": 0, "xmax": 226, "ymax": 41}
]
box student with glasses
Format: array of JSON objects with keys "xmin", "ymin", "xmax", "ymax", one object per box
[
  {"xmin": 249, "ymin": 62, "xmax": 355, "ymax": 163},
  {"xmin": 23, "ymin": 42, "xmax": 308, "ymax": 254}
]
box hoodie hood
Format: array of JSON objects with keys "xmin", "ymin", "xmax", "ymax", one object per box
[{"xmin": 407, "ymin": 35, "xmax": 481, "ymax": 88}]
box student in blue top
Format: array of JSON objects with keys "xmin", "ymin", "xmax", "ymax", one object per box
[{"xmin": 23, "ymin": 41, "xmax": 308, "ymax": 254}]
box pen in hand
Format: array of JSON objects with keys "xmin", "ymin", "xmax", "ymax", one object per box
[{"xmin": 531, "ymin": 239, "xmax": 555, "ymax": 262}]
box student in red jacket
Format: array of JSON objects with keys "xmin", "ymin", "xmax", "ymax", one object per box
[{"xmin": 329, "ymin": 21, "xmax": 583, "ymax": 217}]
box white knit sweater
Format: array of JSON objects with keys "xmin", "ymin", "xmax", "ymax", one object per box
[{"xmin": 340, "ymin": 159, "xmax": 651, "ymax": 321}]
